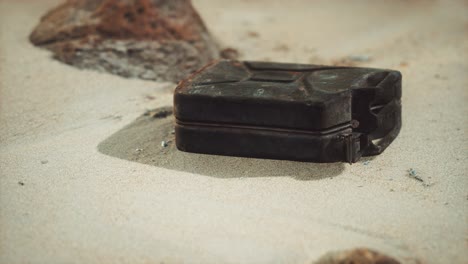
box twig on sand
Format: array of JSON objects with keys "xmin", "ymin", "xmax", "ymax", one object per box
[
  {"xmin": 408, "ymin": 168, "xmax": 423, "ymax": 181},
  {"xmin": 407, "ymin": 168, "xmax": 434, "ymax": 187}
]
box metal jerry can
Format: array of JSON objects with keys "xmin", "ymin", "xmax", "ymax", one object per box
[{"xmin": 174, "ymin": 60, "xmax": 401, "ymax": 163}]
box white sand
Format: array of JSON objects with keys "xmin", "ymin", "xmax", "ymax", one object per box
[{"xmin": 0, "ymin": 0, "xmax": 467, "ymax": 263}]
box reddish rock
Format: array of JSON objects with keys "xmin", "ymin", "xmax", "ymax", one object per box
[
  {"xmin": 219, "ymin": 47, "xmax": 240, "ymax": 60},
  {"xmin": 314, "ymin": 248, "xmax": 401, "ymax": 264},
  {"xmin": 30, "ymin": 0, "xmax": 220, "ymax": 82}
]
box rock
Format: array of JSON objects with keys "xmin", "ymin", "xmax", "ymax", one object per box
[
  {"xmin": 220, "ymin": 47, "xmax": 240, "ymax": 60},
  {"xmin": 29, "ymin": 0, "xmax": 220, "ymax": 82},
  {"xmin": 313, "ymin": 248, "xmax": 401, "ymax": 264}
]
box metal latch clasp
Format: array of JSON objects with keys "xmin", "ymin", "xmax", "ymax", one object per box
[{"xmin": 340, "ymin": 133, "xmax": 362, "ymax": 164}]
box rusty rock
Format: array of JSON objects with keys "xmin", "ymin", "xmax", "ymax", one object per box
[
  {"xmin": 29, "ymin": 0, "xmax": 220, "ymax": 82},
  {"xmin": 313, "ymin": 248, "xmax": 401, "ymax": 264}
]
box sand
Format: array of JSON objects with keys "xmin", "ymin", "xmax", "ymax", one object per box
[{"xmin": 0, "ymin": 0, "xmax": 467, "ymax": 263}]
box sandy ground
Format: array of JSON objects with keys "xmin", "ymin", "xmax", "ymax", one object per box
[{"xmin": 1, "ymin": 0, "xmax": 467, "ymax": 263}]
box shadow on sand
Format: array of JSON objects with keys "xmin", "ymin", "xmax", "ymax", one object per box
[{"xmin": 98, "ymin": 107, "xmax": 345, "ymax": 180}]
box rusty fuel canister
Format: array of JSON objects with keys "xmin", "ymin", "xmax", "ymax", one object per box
[{"xmin": 173, "ymin": 60, "xmax": 401, "ymax": 163}]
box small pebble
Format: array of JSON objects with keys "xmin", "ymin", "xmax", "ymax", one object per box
[
  {"xmin": 41, "ymin": 160, "xmax": 48, "ymax": 164},
  {"xmin": 171, "ymin": 129, "xmax": 175, "ymax": 134},
  {"xmin": 220, "ymin": 48, "xmax": 239, "ymax": 60},
  {"xmin": 363, "ymin": 161, "xmax": 370, "ymax": 165},
  {"xmin": 18, "ymin": 181, "xmax": 24, "ymax": 186},
  {"xmin": 161, "ymin": 141, "xmax": 168, "ymax": 148},
  {"xmin": 135, "ymin": 148, "xmax": 142, "ymax": 153}
]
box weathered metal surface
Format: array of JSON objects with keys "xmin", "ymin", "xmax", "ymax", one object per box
[{"xmin": 174, "ymin": 60, "xmax": 401, "ymax": 163}]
